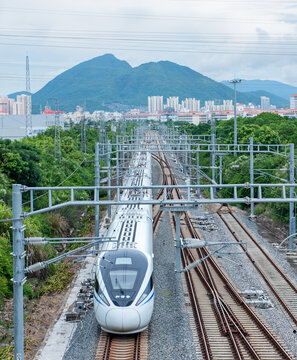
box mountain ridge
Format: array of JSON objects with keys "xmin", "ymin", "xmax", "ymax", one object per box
[
  {"xmin": 221, "ymin": 79, "xmax": 295, "ymax": 103},
  {"xmin": 8, "ymin": 54, "xmax": 291, "ymax": 112}
]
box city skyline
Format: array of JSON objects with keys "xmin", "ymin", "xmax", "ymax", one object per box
[{"xmin": 0, "ymin": 1, "xmax": 297, "ymax": 95}]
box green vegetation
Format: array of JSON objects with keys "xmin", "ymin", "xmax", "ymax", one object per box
[
  {"xmin": 0, "ymin": 119, "xmax": 137, "ymax": 353},
  {"xmin": 172, "ymin": 113, "xmax": 297, "ymax": 222},
  {"xmin": 0, "ymin": 338, "xmax": 38, "ymax": 360},
  {"xmin": 38, "ymin": 263, "xmax": 75, "ymax": 296},
  {"xmin": 0, "ymin": 120, "xmax": 135, "ymax": 309}
]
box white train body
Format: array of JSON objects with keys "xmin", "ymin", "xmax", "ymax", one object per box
[{"xmin": 94, "ymin": 152, "xmax": 154, "ymax": 334}]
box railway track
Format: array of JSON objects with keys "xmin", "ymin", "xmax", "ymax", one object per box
[
  {"xmin": 217, "ymin": 206, "xmax": 297, "ymax": 327},
  {"xmin": 94, "ymin": 150, "xmax": 162, "ymax": 360},
  {"xmin": 153, "ymin": 150, "xmax": 295, "ymax": 359},
  {"xmin": 95, "ymin": 331, "xmax": 148, "ymax": 360}
]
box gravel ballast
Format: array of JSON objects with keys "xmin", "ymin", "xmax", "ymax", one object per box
[
  {"xmin": 167, "ymin": 152, "xmax": 297, "ymax": 357},
  {"xmin": 63, "ymin": 155, "xmax": 198, "ymax": 360},
  {"xmin": 63, "ymin": 150, "xmax": 297, "ymax": 359}
]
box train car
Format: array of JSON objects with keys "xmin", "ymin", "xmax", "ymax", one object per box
[{"xmin": 94, "ymin": 152, "xmax": 154, "ymax": 334}]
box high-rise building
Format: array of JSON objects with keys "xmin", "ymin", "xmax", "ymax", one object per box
[
  {"xmin": 148, "ymin": 96, "xmax": 163, "ymax": 113},
  {"xmin": 0, "ymin": 94, "xmax": 31, "ymax": 115},
  {"xmin": 0, "ymin": 96, "xmax": 9, "ymax": 114},
  {"xmin": 290, "ymin": 94, "xmax": 297, "ymax": 109},
  {"xmin": 181, "ymin": 98, "xmax": 200, "ymax": 111},
  {"xmin": 222, "ymin": 100, "xmax": 233, "ymax": 111},
  {"xmin": 166, "ymin": 97, "xmax": 179, "ymax": 112},
  {"xmin": 204, "ymin": 100, "xmax": 215, "ymax": 111},
  {"xmin": 17, "ymin": 94, "xmax": 31, "ymax": 115},
  {"xmin": 261, "ymin": 96, "xmax": 270, "ymax": 110}
]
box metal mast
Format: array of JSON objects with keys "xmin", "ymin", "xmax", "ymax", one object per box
[
  {"xmin": 25, "ymin": 55, "xmax": 32, "ymax": 137},
  {"xmin": 228, "ymin": 79, "xmax": 242, "ymax": 152}
]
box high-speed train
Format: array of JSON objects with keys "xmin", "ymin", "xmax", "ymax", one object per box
[{"xmin": 94, "ymin": 152, "xmax": 154, "ymax": 334}]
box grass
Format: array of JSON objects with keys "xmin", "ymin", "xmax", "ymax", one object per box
[{"xmin": 38, "ymin": 263, "xmax": 74, "ymax": 296}]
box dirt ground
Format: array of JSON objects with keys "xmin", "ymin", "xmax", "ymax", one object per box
[{"xmin": 0, "ymin": 260, "xmax": 80, "ymax": 360}]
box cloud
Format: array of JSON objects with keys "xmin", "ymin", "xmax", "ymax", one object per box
[{"xmin": 0, "ymin": 0, "xmax": 297, "ymax": 95}]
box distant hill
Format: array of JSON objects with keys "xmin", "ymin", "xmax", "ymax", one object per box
[
  {"xmin": 20, "ymin": 54, "xmax": 291, "ymax": 112},
  {"xmin": 238, "ymin": 90, "xmax": 289, "ymax": 108},
  {"xmin": 32, "ymin": 54, "xmax": 132, "ymax": 112},
  {"xmin": 222, "ymin": 79, "xmax": 296, "ymax": 105},
  {"xmin": 8, "ymin": 91, "xmax": 32, "ymax": 100}
]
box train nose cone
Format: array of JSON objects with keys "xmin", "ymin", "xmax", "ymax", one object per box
[{"xmin": 105, "ymin": 308, "xmax": 141, "ymax": 332}]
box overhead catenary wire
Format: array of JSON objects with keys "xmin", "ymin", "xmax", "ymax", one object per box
[
  {"xmin": 2, "ymin": 33, "xmax": 297, "ymax": 47},
  {"xmin": 0, "ymin": 6, "xmax": 295, "ymax": 20},
  {"xmin": 1, "ymin": 41, "xmax": 297, "ymax": 57}
]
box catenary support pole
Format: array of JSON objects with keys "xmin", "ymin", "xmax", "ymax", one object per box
[
  {"xmin": 116, "ymin": 136, "xmax": 119, "ymax": 186},
  {"xmin": 219, "ymin": 155, "xmax": 223, "ymax": 185},
  {"xmin": 182, "ymin": 135, "xmax": 187, "ymax": 174},
  {"xmin": 196, "ymin": 144, "xmax": 200, "ymax": 198},
  {"xmin": 189, "ymin": 140, "xmax": 192, "ymax": 185},
  {"xmin": 211, "ymin": 116, "xmax": 216, "ymax": 194},
  {"xmin": 108, "ymin": 140, "xmax": 111, "ymax": 218},
  {"xmin": 95, "ymin": 143, "xmax": 100, "ymax": 249},
  {"xmin": 12, "ymin": 184, "xmax": 25, "ymax": 360},
  {"xmin": 250, "ymin": 137, "xmax": 254, "ymax": 217},
  {"xmin": 174, "ymin": 212, "xmax": 182, "ymax": 273},
  {"xmin": 289, "ymin": 143, "xmax": 296, "ymax": 250},
  {"xmin": 228, "ymin": 79, "xmax": 242, "ymax": 155}
]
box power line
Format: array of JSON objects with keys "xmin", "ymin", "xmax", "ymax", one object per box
[
  {"xmin": 2, "ymin": 33, "xmax": 297, "ymax": 46},
  {"xmin": 2, "ymin": 28, "xmax": 297, "ymax": 38},
  {"xmin": 0, "ymin": 6, "xmax": 294, "ymax": 19},
  {"xmin": 1, "ymin": 41, "xmax": 297, "ymax": 56}
]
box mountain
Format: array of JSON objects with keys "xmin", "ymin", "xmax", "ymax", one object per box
[
  {"xmin": 238, "ymin": 90, "xmax": 289, "ymax": 108},
  {"xmin": 222, "ymin": 79, "xmax": 296, "ymax": 104},
  {"xmin": 28, "ymin": 54, "xmax": 292, "ymax": 112},
  {"xmin": 8, "ymin": 91, "xmax": 32, "ymax": 100},
  {"xmin": 32, "ymin": 54, "xmax": 132, "ymax": 112},
  {"xmin": 114, "ymin": 60, "xmax": 239, "ymax": 105}
]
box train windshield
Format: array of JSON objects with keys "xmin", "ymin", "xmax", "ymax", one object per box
[
  {"xmin": 100, "ymin": 249, "xmax": 148, "ymax": 307},
  {"xmin": 109, "ymin": 270, "xmax": 137, "ymax": 290}
]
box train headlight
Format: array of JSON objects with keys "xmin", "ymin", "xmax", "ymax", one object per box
[
  {"xmin": 136, "ymin": 276, "xmax": 153, "ymax": 306},
  {"xmin": 95, "ymin": 274, "xmax": 110, "ymax": 306}
]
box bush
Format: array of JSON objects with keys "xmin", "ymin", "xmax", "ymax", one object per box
[
  {"xmin": 38, "ymin": 263, "xmax": 74, "ymax": 296},
  {"xmin": 0, "ymin": 238, "xmax": 13, "ymax": 301}
]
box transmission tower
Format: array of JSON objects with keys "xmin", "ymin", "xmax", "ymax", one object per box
[{"xmin": 25, "ymin": 55, "xmax": 32, "ymax": 137}]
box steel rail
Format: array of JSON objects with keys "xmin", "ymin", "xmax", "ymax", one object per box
[
  {"xmin": 229, "ymin": 208, "xmax": 297, "ymax": 292},
  {"xmin": 217, "ymin": 209, "xmax": 297, "ymax": 327},
  {"xmin": 95, "ymin": 332, "xmax": 141, "ymax": 360},
  {"xmin": 161, "ymin": 149, "xmax": 293, "ymax": 359},
  {"xmin": 159, "ymin": 155, "xmax": 213, "ymax": 359}
]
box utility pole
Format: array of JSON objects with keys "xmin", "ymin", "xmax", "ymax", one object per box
[
  {"xmin": 48, "ymin": 98, "xmax": 61, "ymax": 160},
  {"xmin": 12, "ymin": 184, "xmax": 25, "ymax": 360},
  {"xmin": 228, "ymin": 79, "xmax": 242, "ymax": 153},
  {"xmin": 55, "ymin": 105, "xmax": 61, "ymax": 161},
  {"xmin": 250, "ymin": 137, "xmax": 254, "ymax": 217},
  {"xmin": 95, "ymin": 143, "xmax": 100, "ymax": 250},
  {"xmin": 107, "ymin": 140, "xmax": 111, "ymax": 218},
  {"xmin": 211, "ymin": 115, "xmax": 216, "ymax": 188},
  {"xmin": 81, "ymin": 116, "xmax": 86, "ymax": 153},
  {"xmin": 25, "ymin": 55, "xmax": 32, "ymax": 137},
  {"xmin": 289, "ymin": 143, "xmax": 296, "ymax": 250}
]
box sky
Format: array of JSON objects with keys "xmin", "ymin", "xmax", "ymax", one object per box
[{"xmin": 1, "ymin": 0, "xmax": 297, "ymax": 95}]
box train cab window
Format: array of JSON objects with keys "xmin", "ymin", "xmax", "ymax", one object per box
[
  {"xmin": 109, "ymin": 270, "xmax": 137, "ymax": 290},
  {"xmin": 115, "ymin": 258, "xmax": 132, "ymax": 265},
  {"xmin": 100, "ymin": 249, "xmax": 149, "ymax": 307}
]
